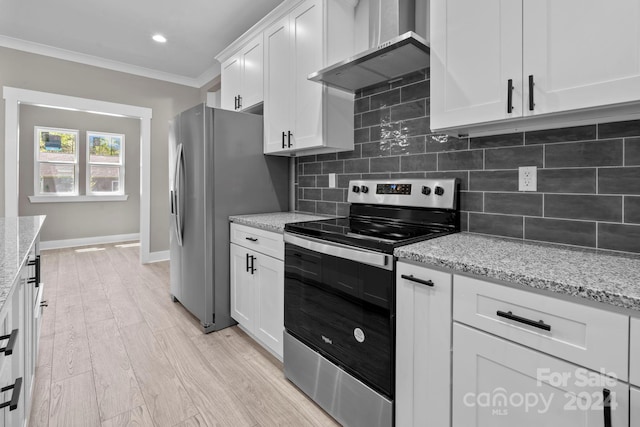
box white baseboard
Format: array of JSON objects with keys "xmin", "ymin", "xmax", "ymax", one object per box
[
  {"xmin": 146, "ymin": 250, "xmax": 170, "ymax": 263},
  {"xmin": 40, "ymin": 233, "xmax": 140, "ymax": 250}
]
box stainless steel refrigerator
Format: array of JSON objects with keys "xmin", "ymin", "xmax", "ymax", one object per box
[{"xmin": 169, "ymin": 104, "xmax": 288, "ymax": 333}]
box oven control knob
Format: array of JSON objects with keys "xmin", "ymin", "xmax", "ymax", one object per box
[
  {"xmin": 360, "ymin": 185, "xmax": 369, "ymax": 194},
  {"xmin": 434, "ymin": 186, "xmax": 445, "ymax": 196},
  {"xmin": 352, "ymin": 185, "xmax": 360, "ymax": 193},
  {"xmin": 421, "ymin": 186, "xmax": 431, "ymax": 195}
]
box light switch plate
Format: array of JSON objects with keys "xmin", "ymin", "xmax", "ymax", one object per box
[{"xmin": 518, "ymin": 166, "xmax": 537, "ymax": 191}]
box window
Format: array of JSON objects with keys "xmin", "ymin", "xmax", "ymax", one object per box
[
  {"xmin": 87, "ymin": 132, "xmax": 125, "ymax": 195},
  {"xmin": 34, "ymin": 127, "xmax": 79, "ymax": 195}
]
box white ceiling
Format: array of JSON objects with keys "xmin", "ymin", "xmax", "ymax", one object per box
[{"xmin": 0, "ymin": 0, "xmax": 284, "ymax": 87}]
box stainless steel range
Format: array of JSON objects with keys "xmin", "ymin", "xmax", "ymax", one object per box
[{"xmin": 283, "ymin": 179, "xmax": 459, "ymax": 427}]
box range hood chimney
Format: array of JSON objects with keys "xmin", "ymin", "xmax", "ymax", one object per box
[{"xmin": 308, "ymin": 0, "xmax": 429, "ymax": 93}]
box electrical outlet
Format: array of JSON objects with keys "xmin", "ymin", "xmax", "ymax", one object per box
[
  {"xmin": 519, "ymin": 166, "xmax": 537, "ymax": 192},
  {"xmin": 328, "ymin": 173, "xmax": 336, "ymax": 188}
]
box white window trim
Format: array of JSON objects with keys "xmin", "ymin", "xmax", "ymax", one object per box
[
  {"xmin": 86, "ymin": 131, "xmax": 125, "ymax": 196},
  {"xmin": 28, "ymin": 194, "xmax": 129, "ymax": 203},
  {"xmin": 34, "ymin": 126, "xmax": 80, "ymax": 196}
]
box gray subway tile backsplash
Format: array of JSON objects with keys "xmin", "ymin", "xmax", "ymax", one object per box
[
  {"xmin": 294, "ymin": 68, "xmax": 640, "ymax": 254},
  {"xmin": 545, "ymin": 139, "xmax": 623, "ymax": 168}
]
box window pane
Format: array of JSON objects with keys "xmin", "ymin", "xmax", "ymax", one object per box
[
  {"xmin": 89, "ymin": 165, "xmax": 121, "ymax": 193},
  {"xmin": 39, "ymin": 163, "xmax": 75, "ymax": 194},
  {"xmin": 89, "ymin": 134, "xmax": 122, "ymax": 164},
  {"xmin": 38, "ymin": 130, "xmax": 77, "ymax": 162}
]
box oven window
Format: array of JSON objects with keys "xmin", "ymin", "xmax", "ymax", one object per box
[{"xmin": 284, "ymin": 243, "xmax": 394, "ymax": 398}]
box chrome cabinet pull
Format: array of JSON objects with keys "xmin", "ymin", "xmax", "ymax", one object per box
[{"xmin": 245, "ymin": 237, "xmax": 258, "ymax": 242}]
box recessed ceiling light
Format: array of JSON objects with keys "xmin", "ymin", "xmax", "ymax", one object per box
[{"xmin": 152, "ymin": 34, "xmax": 167, "ymax": 43}]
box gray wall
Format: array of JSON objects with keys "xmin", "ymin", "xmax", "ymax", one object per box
[
  {"xmin": 0, "ymin": 46, "xmax": 202, "ymax": 252},
  {"xmin": 19, "ymin": 105, "xmax": 140, "ymax": 242},
  {"xmin": 295, "ymin": 69, "xmax": 640, "ymax": 254}
]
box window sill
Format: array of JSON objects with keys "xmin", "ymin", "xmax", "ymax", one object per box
[{"xmin": 29, "ymin": 195, "xmax": 129, "ymax": 203}]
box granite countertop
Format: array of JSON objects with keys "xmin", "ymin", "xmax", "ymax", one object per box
[
  {"xmin": 0, "ymin": 216, "xmax": 46, "ymax": 312},
  {"xmin": 229, "ymin": 211, "xmax": 333, "ymax": 233},
  {"xmin": 395, "ymin": 232, "xmax": 640, "ymax": 312}
]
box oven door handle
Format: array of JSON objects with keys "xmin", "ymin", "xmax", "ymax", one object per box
[{"xmin": 284, "ymin": 233, "xmax": 393, "ymax": 271}]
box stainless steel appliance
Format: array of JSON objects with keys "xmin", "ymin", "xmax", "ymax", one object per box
[
  {"xmin": 169, "ymin": 104, "xmax": 288, "ymax": 333},
  {"xmin": 283, "ymin": 179, "xmax": 459, "ymax": 427}
]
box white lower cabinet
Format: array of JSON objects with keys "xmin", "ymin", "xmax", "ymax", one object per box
[
  {"xmin": 453, "ymin": 323, "xmax": 629, "ymax": 427},
  {"xmin": 631, "ymin": 387, "xmax": 640, "ymax": 426},
  {"xmin": 230, "ymin": 224, "xmax": 284, "ymax": 359},
  {"xmin": 395, "ymin": 262, "xmax": 452, "ymax": 427}
]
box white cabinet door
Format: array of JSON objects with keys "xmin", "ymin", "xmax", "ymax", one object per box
[
  {"xmin": 431, "ymin": 0, "xmax": 523, "ymax": 130},
  {"xmin": 632, "ymin": 387, "xmax": 640, "ymax": 426},
  {"xmin": 253, "ymin": 254, "xmax": 284, "ymax": 357},
  {"xmin": 264, "ymin": 15, "xmax": 293, "ymax": 154},
  {"xmin": 396, "ymin": 263, "xmax": 452, "ymax": 427},
  {"xmin": 290, "ymin": 0, "xmax": 324, "ymax": 150},
  {"xmin": 453, "ymin": 323, "xmax": 629, "ymax": 427},
  {"xmin": 221, "ymin": 56, "xmax": 243, "ymax": 111},
  {"xmin": 523, "ymin": 0, "xmax": 640, "ymax": 116},
  {"xmin": 241, "ymin": 35, "xmax": 264, "ymax": 111},
  {"xmin": 230, "ymin": 243, "xmax": 254, "ymax": 330}
]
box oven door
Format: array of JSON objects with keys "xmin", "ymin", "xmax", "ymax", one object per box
[{"xmin": 284, "ymin": 234, "xmax": 395, "ymax": 398}]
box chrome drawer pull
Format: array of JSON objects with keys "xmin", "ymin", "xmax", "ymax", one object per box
[
  {"xmin": 496, "ymin": 310, "xmax": 551, "ymax": 331},
  {"xmin": 0, "ymin": 377, "xmax": 22, "ymax": 411},
  {"xmin": 0, "ymin": 329, "xmax": 18, "ymax": 356},
  {"xmin": 400, "ymin": 274, "xmax": 434, "ymax": 287}
]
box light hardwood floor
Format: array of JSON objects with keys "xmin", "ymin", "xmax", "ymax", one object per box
[{"xmin": 29, "ymin": 243, "xmax": 339, "ymax": 427}]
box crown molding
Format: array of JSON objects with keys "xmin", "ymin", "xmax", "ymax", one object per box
[{"xmin": 0, "ymin": 35, "xmax": 206, "ymax": 88}]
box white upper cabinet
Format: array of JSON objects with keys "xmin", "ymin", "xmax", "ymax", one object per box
[
  {"xmin": 220, "ymin": 34, "xmax": 264, "ymax": 112},
  {"xmin": 431, "ymin": 0, "xmax": 523, "ymax": 131},
  {"xmin": 431, "ymin": 0, "xmax": 640, "ymax": 136},
  {"xmin": 264, "ymin": 0, "xmax": 355, "ymax": 155}
]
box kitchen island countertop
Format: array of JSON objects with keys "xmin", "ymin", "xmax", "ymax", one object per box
[
  {"xmin": 0, "ymin": 215, "xmax": 45, "ymax": 312},
  {"xmin": 229, "ymin": 211, "xmax": 333, "ymax": 234},
  {"xmin": 395, "ymin": 232, "xmax": 640, "ymax": 313}
]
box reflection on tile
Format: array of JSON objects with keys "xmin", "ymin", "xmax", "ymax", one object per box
[
  {"xmin": 426, "ymin": 134, "xmax": 469, "ymax": 153},
  {"xmin": 391, "ymin": 136, "xmax": 426, "ymax": 155}
]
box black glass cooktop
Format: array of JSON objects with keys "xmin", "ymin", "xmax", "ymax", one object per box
[{"xmin": 284, "ymin": 216, "xmax": 456, "ymax": 253}]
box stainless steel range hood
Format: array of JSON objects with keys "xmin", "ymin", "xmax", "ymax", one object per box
[{"xmin": 308, "ymin": 0, "xmax": 429, "ymax": 93}]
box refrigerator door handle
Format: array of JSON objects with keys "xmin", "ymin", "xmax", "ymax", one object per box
[{"xmin": 174, "ymin": 143, "xmax": 185, "ymax": 247}]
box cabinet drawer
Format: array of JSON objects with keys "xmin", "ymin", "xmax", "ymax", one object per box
[
  {"xmin": 453, "ymin": 275, "xmax": 629, "ymax": 380},
  {"xmin": 453, "ymin": 323, "xmax": 629, "ymax": 427},
  {"xmin": 230, "ymin": 223, "xmax": 284, "ymax": 260},
  {"xmin": 631, "ymin": 317, "xmax": 640, "ymax": 386}
]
